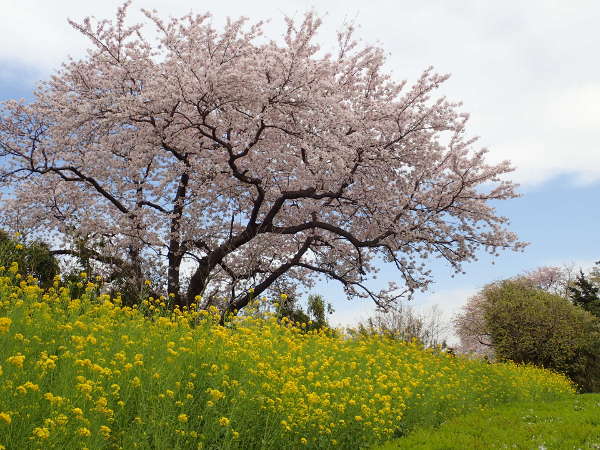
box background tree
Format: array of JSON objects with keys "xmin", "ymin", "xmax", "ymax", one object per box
[
  {"xmin": 453, "ymin": 290, "xmax": 494, "ymax": 358},
  {"xmin": 455, "ymin": 264, "xmax": 581, "ymax": 357},
  {"xmin": 589, "ymin": 261, "xmax": 600, "ymax": 285},
  {"xmin": 274, "ymin": 293, "xmax": 333, "ymax": 331},
  {"xmin": 515, "ymin": 265, "xmax": 573, "ymax": 298},
  {"xmin": 0, "ymin": 230, "xmax": 60, "ymax": 288},
  {"xmin": 354, "ymin": 303, "xmax": 450, "ymax": 348},
  {"xmin": 0, "ymin": 3, "xmax": 525, "ymax": 315},
  {"xmin": 456, "ymin": 279, "xmax": 600, "ymax": 392},
  {"xmin": 568, "ymin": 270, "xmax": 600, "ymax": 318}
]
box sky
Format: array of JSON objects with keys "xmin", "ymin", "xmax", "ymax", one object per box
[{"xmin": 1, "ymin": 0, "xmax": 599, "ymax": 339}]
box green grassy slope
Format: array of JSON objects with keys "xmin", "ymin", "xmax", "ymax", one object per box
[{"xmin": 377, "ymin": 394, "xmax": 600, "ymax": 450}]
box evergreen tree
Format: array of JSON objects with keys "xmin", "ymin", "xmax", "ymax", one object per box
[{"xmin": 568, "ymin": 270, "xmax": 600, "ymax": 318}]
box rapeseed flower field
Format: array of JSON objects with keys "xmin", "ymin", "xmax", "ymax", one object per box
[{"xmin": 0, "ymin": 264, "xmax": 575, "ymax": 449}]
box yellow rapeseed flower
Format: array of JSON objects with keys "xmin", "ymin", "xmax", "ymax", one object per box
[
  {"xmin": 32, "ymin": 427, "xmax": 50, "ymax": 439},
  {"xmin": 218, "ymin": 417, "xmax": 230, "ymax": 427},
  {"xmin": 178, "ymin": 413, "xmax": 188, "ymax": 423},
  {"xmin": 7, "ymin": 353, "xmax": 25, "ymax": 368},
  {"xmin": 0, "ymin": 412, "xmax": 11, "ymax": 424},
  {"xmin": 77, "ymin": 427, "xmax": 91, "ymax": 437},
  {"xmin": 0, "ymin": 317, "xmax": 11, "ymax": 334},
  {"xmin": 55, "ymin": 414, "xmax": 68, "ymax": 425}
]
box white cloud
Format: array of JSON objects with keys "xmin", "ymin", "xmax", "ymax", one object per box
[{"xmin": 548, "ymin": 84, "xmax": 600, "ymax": 130}]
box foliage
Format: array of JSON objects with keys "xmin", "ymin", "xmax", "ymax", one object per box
[
  {"xmin": 272, "ymin": 293, "xmax": 334, "ymax": 331},
  {"xmin": 0, "ymin": 270, "xmax": 574, "ymax": 449},
  {"xmin": 0, "ymin": 3, "xmax": 525, "ymax": 314},
  {"xmin": 568, "ymin": 269, "xmax": 600, "ymax": 318},
  {"xmin": 353, "ymin": 304, "xmax": 449, "ymax": 349},
  {"xmin": 462, "ymin": 280, "xmax": 600, "ymax": 392},
  {"xmin": 0, "ymin": 230, "xmax": 59, "ymax": 288},
  {"xmin": 377, "ymin": 393, "xmax": 600, "ymax": 449},
  {"xmin": 454, "ymin": 264, "xmax": 592, "ymax": 357}
]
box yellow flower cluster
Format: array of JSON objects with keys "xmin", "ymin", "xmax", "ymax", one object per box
[
  {"xmin": 0, "ymin": 317, "xmax": 11, "ymax": 333},
  {"xmin": 0, "ymin": 269, "xmax": 575, "ymax": 449}
]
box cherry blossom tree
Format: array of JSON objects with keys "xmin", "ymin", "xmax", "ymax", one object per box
[{"xmin": 0, "ymin": 3, "xmax": 525, "ymax": 314}]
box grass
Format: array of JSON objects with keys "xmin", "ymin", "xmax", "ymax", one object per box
[
  {"xmin": 376, "ymin": 393, "xmax": 600, "ymax": 449},
  {"xmin": 0, "ymin": 265, "xmax": 577, "ymax": 449}
]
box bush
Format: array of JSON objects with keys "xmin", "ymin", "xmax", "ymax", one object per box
[{"xmin": 482, "ymin": 280, "xmax": 600, "ymax": 392}]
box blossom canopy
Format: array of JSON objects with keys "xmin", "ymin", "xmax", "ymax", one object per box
[{"xmin": 0, "ymin": 2, "xmax": 525, "ymax": 312}]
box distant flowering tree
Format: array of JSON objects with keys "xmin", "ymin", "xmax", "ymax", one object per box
[
  {"xmin": 0, "ymin": 2, "xmax": 525, "ymax": 313},
  {"xmin": 453, "ymin": 290, "xmax": 494, "ymax": 358}
]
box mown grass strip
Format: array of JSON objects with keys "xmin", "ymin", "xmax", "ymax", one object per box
[{"xmin": 376, "ymin": 394, "xmax": 600, "ymax": 450}]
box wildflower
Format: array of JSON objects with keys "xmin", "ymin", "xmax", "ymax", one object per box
[
  {"xmin": 72, "ymin": 408, "xmax": 84, "ymax": 416},
  {"xmin": 300, "ymin": 437, "xmax": 308, "ymax": 445},
  {"xmin": 95, "ymin": 397, "xmax": 108, "ymax": 409},
  {"xmin": 99, "ymin": 425, "xmax": 111, "ymax": 438},
  {"xmin": 178, "ymin": 414, "xmax": 188, "ymax": 423},
  {"xmin": 23, "ymin": 381, "xmax": 39, "ymax": 391},
  {"xmin": 0, "ymin": 317, "xmax": 11, "ymax": 333},
  {"xmin": 55, "ymin": 414, "xmax": 68, "ymax": 425},
  {"xmin": 0, "ymin": 412, "xmax": 11, "ymax": 424},
  {"xmin": 44, "ymin": 418, "xmax": 55, "ymax": 427},
  {"xmin": 280, "ymin": 293, "xmax": 288, "ymax": 301},
  {"xmin": 207, "ymin": 388, "xmax": 225, "ymax": 401},
  {"xmin": 7, "ymin": 353, "xmax": 25, "ymax": 368},
  {"xmin": 32, "ymin": 427, "xmax": 50, "ymax": 439},
  {"xmin": 15, "ymin": 244, "xmax": 24, "ymax": 250},
  {"xmin": 78, "ymin": 427, "xmax": 91, "ymax": 437},
  {"xmin": 218, "ymin": 417, "xmax": 230, "ymax": 427}
]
